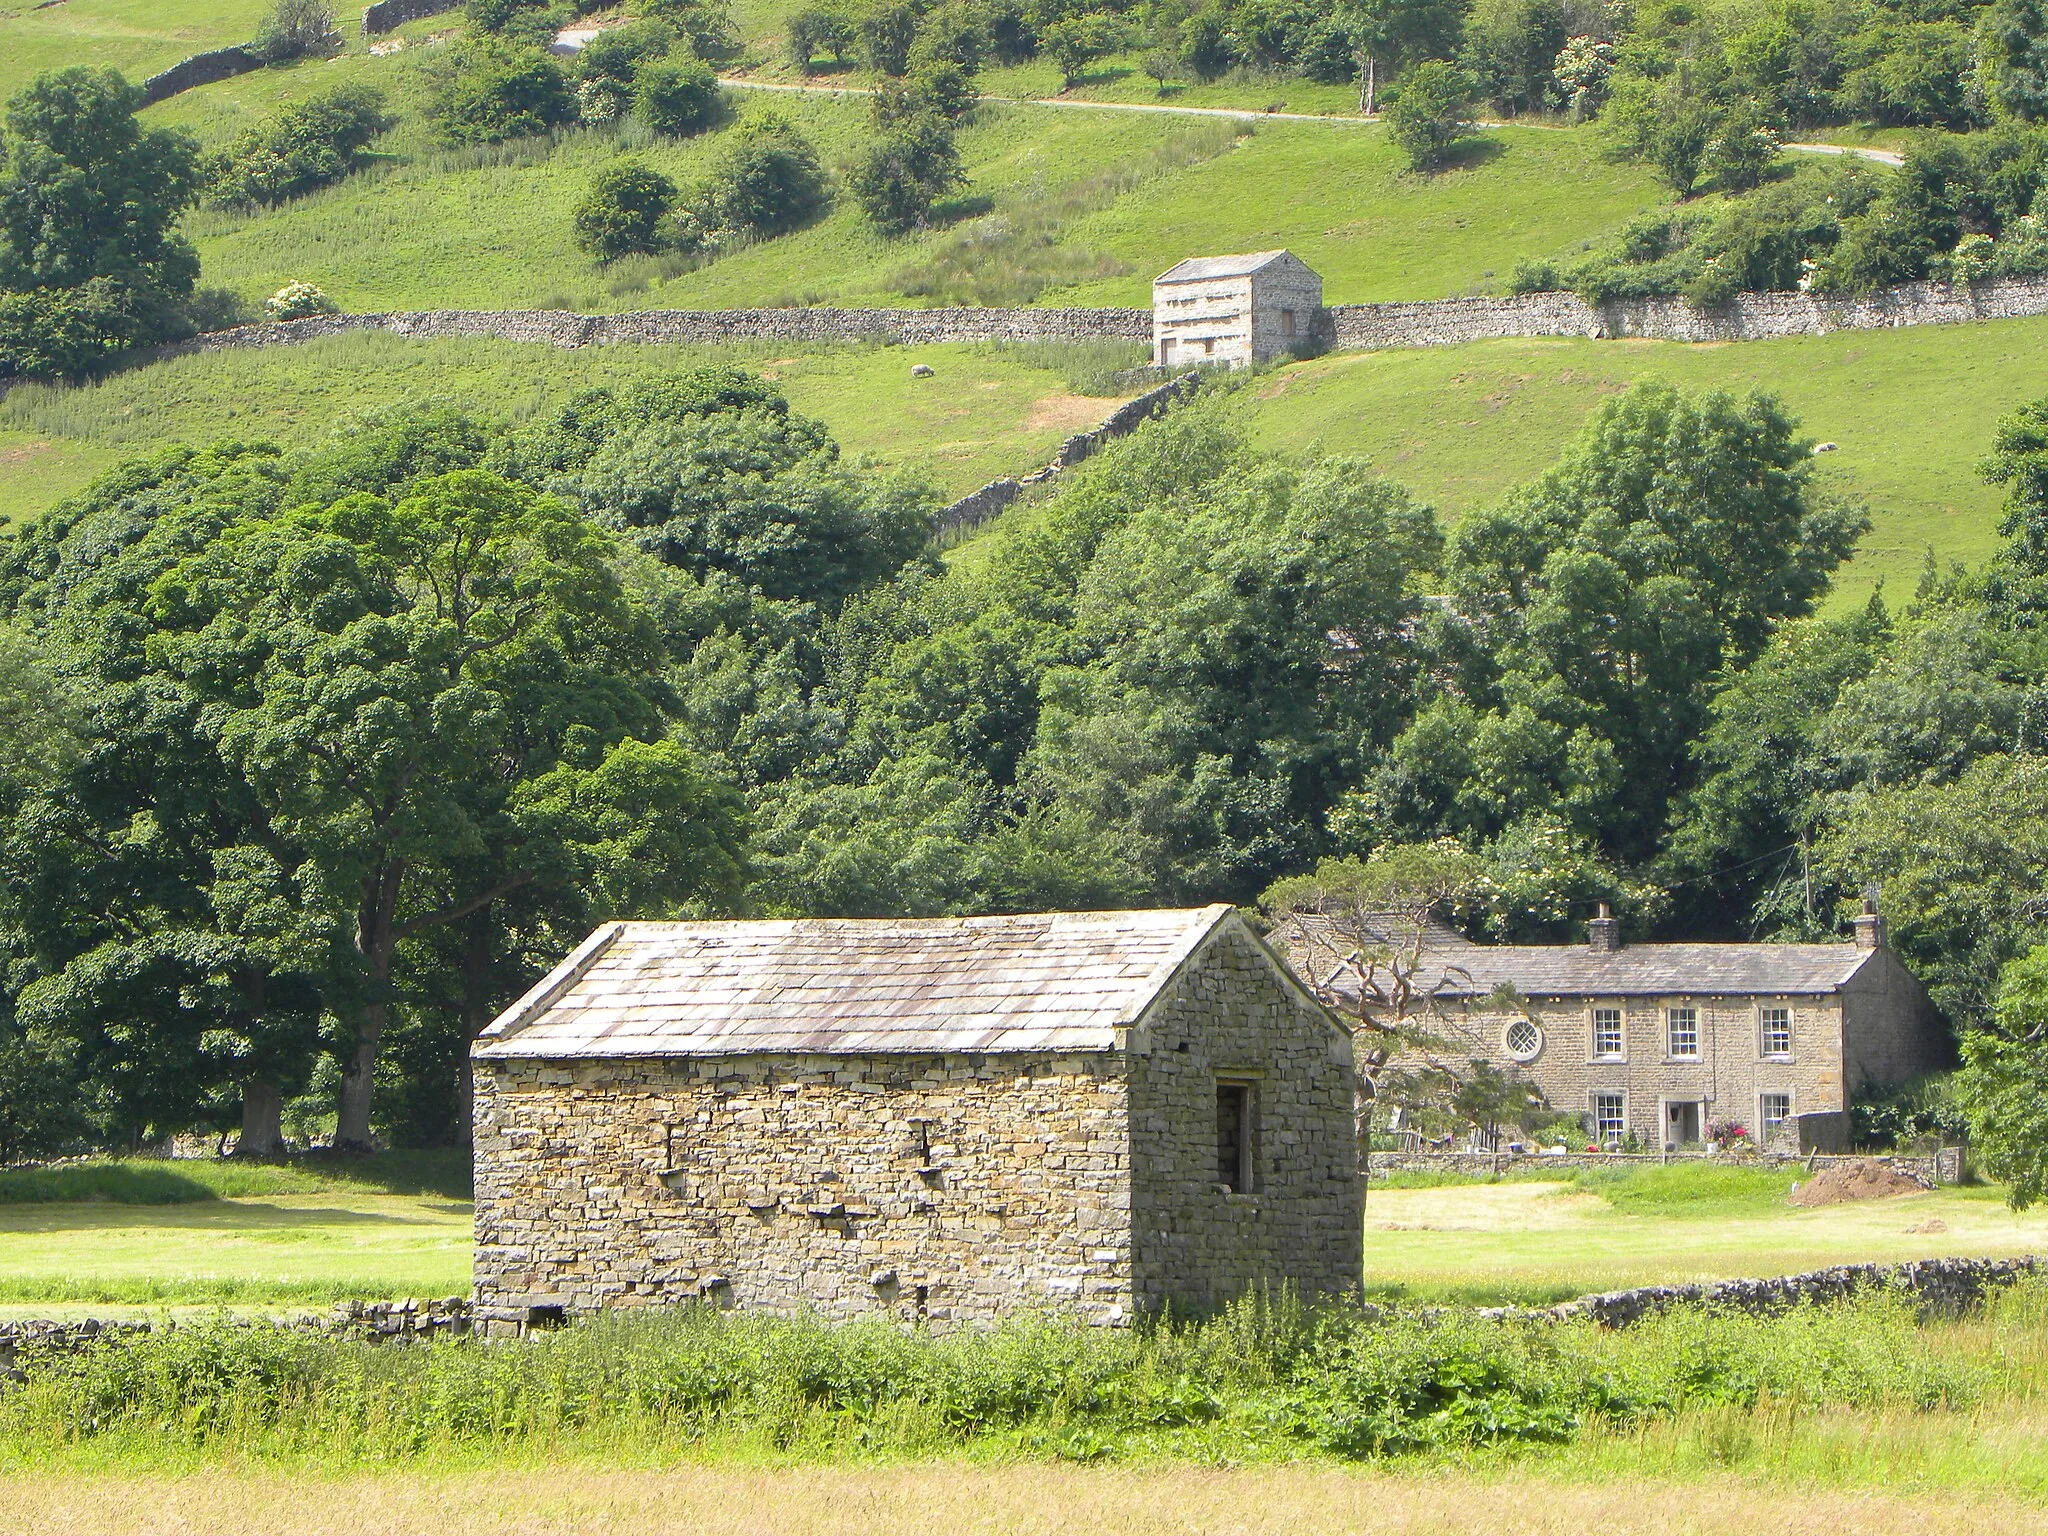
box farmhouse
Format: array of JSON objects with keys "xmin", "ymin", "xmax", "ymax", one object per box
[
  {"xmin": 471, "ymin": 907, "xmax": 1362, "ymax": 1335},
  {"xmin": 1152, "ymin": 250, "xmax": 1323, "ymax": 367},
  {"xmin": 1276, "ymin": 903, "xmax": 1946, "ymax": 1154}
]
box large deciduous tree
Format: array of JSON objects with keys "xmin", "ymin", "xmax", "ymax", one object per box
[{"xmin": 147, "ymin": 470, "xmax": 744, "ymax": 1147}]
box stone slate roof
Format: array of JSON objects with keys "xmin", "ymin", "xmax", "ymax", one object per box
[
  {"xmin": 1277, "ymin": 914, "xmax": 1878, "ymax": 1000},
  {"xmin": 1154, "ymin": 250, "xmax": 1300, "ymax": 283},
  {"xmin": 476, "ymin": 907, "xmax": 1247, "ymax": 1059}
]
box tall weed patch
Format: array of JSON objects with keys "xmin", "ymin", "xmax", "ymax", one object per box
[{"xmin": 0, "ymin": 1285, "xmax": 2007, "ymax": 1465}]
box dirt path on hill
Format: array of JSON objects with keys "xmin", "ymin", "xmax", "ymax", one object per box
[{"xmin": 719, "ymin": 77, "xmax": 1907, "ymax": 163}]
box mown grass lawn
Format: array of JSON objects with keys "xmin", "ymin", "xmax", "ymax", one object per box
[
  {"xmin": 1360, "ymin": 1173, "xmax": 2047, "ymax": 1305},
  {"xmin": 1233, "ymin": 316, "xmax": 2048, "ymax": 606},
  {"xmin": 0, "ymin": 1155, "xmax": 471, "ymax": 1315},
  {"xmin": 0, "ymin": 331, "xmax": 1131, "ymax": 525}
]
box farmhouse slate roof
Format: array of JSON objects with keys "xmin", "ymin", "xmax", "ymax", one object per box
[
  {"xmin": 475, "ymin": 907, "xmax": 1253, "ymax": 1059},
  {"xmin": 1154, "ymin": 250, "xmax": 1298, "ymax": 283},
  {"xmin": 1278, "ymin": 913, "xmax": 1879, "ymax": 1000}
]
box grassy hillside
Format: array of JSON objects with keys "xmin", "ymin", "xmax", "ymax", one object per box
[
  {"xmin": 135, "ymin": 40, "xmax": 1665, "ymax": 317},
  {"xmin": 1234, "ymin": 316, "xmax": 2048, "ymax": 605},
  {"xmin": 0, "ymin": 0, "xmax": 301, "ymax": 104},
  {"xmin": 0, "ymin": 332, "xmax": 1134, "ymax": 524}
]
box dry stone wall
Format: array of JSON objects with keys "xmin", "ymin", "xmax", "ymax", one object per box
[
  {"xmin": 361, "ymin": 0, "xmax": 461, "ymax": 34},
  {"xmin": 1367, "ymin": 1147, "xmax": 1965, "ymax": 1183},
  {"xmin": 1318, "ymin": 276, "xmax": 2048, "ymax": 350},
  {"xmin": 1534, "ymin": 1254, "xmax": 2038, "ymax": 1327},
  {"xmin": 472, "ymin": 1050, "xmax": 1138, "ymax": 1333},
  {"xmin": 158, "ymin": 306, "xmax": 1152, "ymax": 361},
  {"xmin": 139, "ymin": 46, "xmax": 261, "ymax": 106}
]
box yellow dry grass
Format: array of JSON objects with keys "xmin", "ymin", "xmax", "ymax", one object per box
[{"xmin": 2, "ymin": 1463, "xmax": 2036, "ymax": 1536}]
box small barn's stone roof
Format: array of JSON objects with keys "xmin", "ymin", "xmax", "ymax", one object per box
[
  {"xmin": 1154, "ymin": 250, "xmax": 1297, "ymax": 283},
  {"xmin": 1279, "ymin": 913, "xmax": 1879, "ymax": 1000},
  {"xmin": 477, "ymin": 907, "xmax": 1275, "ymax": 1059}
]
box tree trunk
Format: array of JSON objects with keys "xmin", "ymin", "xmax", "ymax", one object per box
[
  {"xmin": 453, "ymin": 907, "xmax": 496, "ymax": 1146},
  {"xmin": 236, "ymin": 1078, "xmax": 286, "ymax": 1158},
  {"xmin": 335, "ymin": 860, "xmax": 404, "ymax": 1152},
  {"xmin": 1364, "ymin": 54, "xmax": 1378, "ymax": 116}
]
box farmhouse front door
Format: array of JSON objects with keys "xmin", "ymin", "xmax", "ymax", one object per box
[{"xmin": 1665, "ymin": 1100, "xmax": 1702, "ymax": 1148}]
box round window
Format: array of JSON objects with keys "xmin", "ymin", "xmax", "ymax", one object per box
[{"xmin": 1504, "ymin": 1019, "xmax": 1542, "ymax": 1062}]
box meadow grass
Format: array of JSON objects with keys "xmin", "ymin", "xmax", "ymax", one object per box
[
  {"xmin": 0, "ymin": 1281, "xmax": 2030, "ymax": 1473},
  {"xmin": 0, "ymin": 331, "xmax": 1127, "ymax": 524},
  {"xmin": 3, "ymin": 1460, "xmax": 2045, "ymax": 1536},
  {"xmin": 1227, "ymin": 316, "xmax": 2048, "ymax": 607}
]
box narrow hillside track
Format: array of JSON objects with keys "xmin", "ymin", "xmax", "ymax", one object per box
[{"xmin": 719, "ymin": 77, "xmax": 1908, "ymax": 162}]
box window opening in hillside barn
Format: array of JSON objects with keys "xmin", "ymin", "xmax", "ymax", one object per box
[
  {"xmin": 1202, "ymin": 337, "xmax": 1215, "ymax": 356},
  {"xmin": 1593, "ymin": 1092, "xmax": 1625, "ymax": 1147},
  {"xmin": 1281, "ymin": 308, "xmax": 1297, "ymax": 336},
  {"xmin": 1760, "ymin": 1093, "xmax": 1792, "ymax": 1137},
  {"xmin": 1593, "ymin": 1007, "xmax": 1623, "ymax": 1059},
  {"xmin": 1761, "ymin": 1007, "xmax": 1792, "ymax": 1058},
  {"xmin": 1216, "ymin": 1081, "xmax": 1255, "ymax": 1192},
  {"xmin": 1667, "ymin": 1006, "xmax": 1699, "ymax": 1059}
]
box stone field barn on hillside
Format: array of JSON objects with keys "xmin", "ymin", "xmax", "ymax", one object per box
[
  {"xmin": 1153, "ymin": 250, "xmax": 1322, "ymax": 367},
  {"xmin": 471, "ymin": 907, "xmax": 1362, "ymax": 1333},
  {"xmin": 1277, "ymin": 904, "xmax": 1944, "ymax": 1154}
]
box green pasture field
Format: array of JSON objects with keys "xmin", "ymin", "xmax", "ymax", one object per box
[
  {"xmin": 132, "ymin": 41, "xmax": 1664, "ymax": 316},
  {"xmin": 2, "ymin": 1155, "xmax": 2038, "ymax": 1314},
  {"xmin": 0, "ymin": 1154, "xmax": 471, "ymax": 1315},
  {"xmin": 0, "ymin": 331, "xmax": 1131, "ymax": 524},
  {"xmin": 1232, "ymin": 316, "xmax": 2048, "ymax": 607},
  {"xmin": 1359, "ymin": 1171, "xmax": 2048, "ymax": 1305},
  {"xmin": 0, "ymin": 0, "xmax": 306, "ymax": 105}
]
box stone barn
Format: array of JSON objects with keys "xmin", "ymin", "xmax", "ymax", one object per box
[
  {"xmin": 1152, "ymin": 250, "xmax": 1323, "ymax": 367},
  {"xmin": 471, "ymin": 906, "xmax": 1362, "ymax": 1333}
]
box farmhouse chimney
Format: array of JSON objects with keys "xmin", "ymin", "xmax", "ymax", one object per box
[
  {"xmin": 1586, "ymin": 903, "xmax": 1622, "ymax": 953},
  {"xmin": 1854, "ymin": 897, "xmax": 1886, "ymax": 951}
]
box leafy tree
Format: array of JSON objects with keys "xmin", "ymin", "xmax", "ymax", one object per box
[
  {"xmin": 1385, "ymin": 61, "xmax": 1478, "ymax": 171},
  {"xmin": 1383, "ymin": 383, "xmax": 1864, "ymax": 864},
  {"xmin": 1702, "ymin": 99, "xmax": 1781, "ymax": 192},
  {"xmin": 1459, "ymin": 0, "xmax": 1565, "ymax": 114},
  {"xmin": 429, "ymin": 38, "xmax": 575, "ymax": 144},
  {"xmin": 857, "ymin": 0, "xmax": 921, "ymax": 73},
  {"xmin": 848, "ymin": 114, "xmax": 966, "ymax": 233},
  {"xmin": 873, "ymin": 61, "xmax": 978, "ymax": 123},
  {"xmin": 144, "ymin": 470, "xmax": 745, "ymax": 1146},
  {"xmin": 579, "ymin": 17, "xmax": 681, "ymax": 83},
  {"xmin": 1957, "ymin": 946, "xmax": 2048, "ymax": 1206},
  {"xmin": 787, "ymin": 6, "xmax": 857, "ymax": 69},
  {"xmin": 1041, "ymin": 14, "xmax": 1127, "ymax": 86},
  {"xmin": 1981, "ymin": 0, "xmax": 2048, "ymax": 123},
  {"xmin": 250, "ymin": 0, "xmax": 337, "ymax": 63},
  {"xmin": 0, "ymin": 67, "xmax": 202, "ymax": 377},
  {"xmin": 634, "ymin": 0, "xmax": 742, "ymax": 62},
  {"xmin": 1983, "ymin": 394, "xmax": 2048, "ymax": 622},
  {"xmin": 690, "ymin": 112, "xmax": 827, "ymax": 238},
  {"xmin": 575, "ymin": 158, "xmax": 678, "ymax": 259},
  {"xmin": 203, "ymin": 84, "xmax": 393, "ymax": 208},
  {"xmin": 1339, "ymin": 0, "xmax": 1463, "ymax": 114},
  {"xmin": 1820, "ymin": 753, "xmax": 2048, "ymax": 1025},
  {"xmin": 634, "ymin": 54, "xmax": 723, "ymax": 136}
]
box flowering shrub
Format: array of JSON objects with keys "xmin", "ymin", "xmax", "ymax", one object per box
[
  {"xmin": 1551, "ymin": 36, "xmax": 1616, "ymax": 118},
  {"xmin": 264, "ymin": 282, "xmax": 338, "ymax": 322}
]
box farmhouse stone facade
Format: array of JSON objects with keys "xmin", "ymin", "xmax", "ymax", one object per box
[
  {"xmin": 471, "ymin": 908, "xmax": 1361, "ymax": 1334},
  {"xmin": 1152, "ymin": 250, "xmax": 1322, "ymax": 367},
  {"xmin": 1277, "ymin": 905, "xmax": 1946, "ymax": 1153}
]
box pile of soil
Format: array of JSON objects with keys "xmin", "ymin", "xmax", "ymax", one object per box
[{"xmin": 1786, "ymin": 1158, "xmax": 1931, "ymax": 1208}]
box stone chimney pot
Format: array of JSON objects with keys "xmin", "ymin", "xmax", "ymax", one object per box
[
  {"xmin": 1587, "ymin": 902, "xmax": 1621, "ymax": 953},
  {"xmin": 1854, "ymin": 897, "xmax": 1885, "ymax": 951}
]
